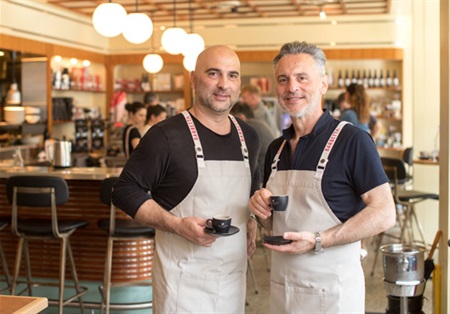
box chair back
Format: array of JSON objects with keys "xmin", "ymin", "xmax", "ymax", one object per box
[
  {"xmin": 6, "ymin": 176, "xmax": 69, "ymax": 238},
  {"xmin": 6, "ymin": 176, "xmax": 69, "ymax": 206},
  {"xmin": 100, "ymin": 177, "xmax": 119, "ymax": 235},
  {"xmin": 380, "ymin": 157, "xmax": 408, "ymax": 185},
  {"xmin": 100, "ymin": 177, "xmax": 118, "ymax": 206}
]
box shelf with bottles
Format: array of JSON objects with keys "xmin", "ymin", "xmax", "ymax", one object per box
[{"xmin": 51, "ymin": 56, "xmax": 105, "ymax": 93}]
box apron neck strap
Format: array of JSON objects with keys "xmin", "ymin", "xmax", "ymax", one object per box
[
  {"xmin": 269, "ymin": 140, "xmax": 286, "ymax": 178},
  {"xmin": 315, "ymin": 121, "xmax": 349, "ymax": 179},
  {"xmin": 182, "ymin": 111, "xmax": 250, "ymax": 169}
]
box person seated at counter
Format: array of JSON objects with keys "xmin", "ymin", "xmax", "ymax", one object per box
[{"xmin": 122, "ymin": 101, "xmax": 146, "ymax": 159}]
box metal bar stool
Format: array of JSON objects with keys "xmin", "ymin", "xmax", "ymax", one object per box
[
  {"xmin": 6, "ymin": 175, "xmax": 89, "ymax": 314},
  {"xmin": 97, "ymin": 177, "xmax": 155, "ymax": 314},
  {"xmin": 0, "ymin": 217, "xmax": 12, "ymax": 293}
]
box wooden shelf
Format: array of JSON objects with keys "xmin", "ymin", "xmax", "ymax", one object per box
[{"xmin": 52, "ymin": 88, "xmax": 105, "ymax": 93}]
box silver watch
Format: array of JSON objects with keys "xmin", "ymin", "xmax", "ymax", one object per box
[{"xmin": 314, "ymin": 232, "xmax": 324, "ymax": 254}]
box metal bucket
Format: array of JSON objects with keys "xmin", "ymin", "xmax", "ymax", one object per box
[{"xmin": 380, "ymin": 244, "xmax": 426, "ymax": 284}]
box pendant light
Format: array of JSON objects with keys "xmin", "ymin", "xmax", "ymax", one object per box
[
  {"xmin": 143, "ymin": 14, "xmax": 164, "ymax": 74},
  {"xmin": 123, "ymin": 0, "xmax": 153, "ymax": 44},
  {"xmin": 161, "ymin": 0, "xmax": 187, "ymax": 55},
  {"xmin": 181, "ymin": 0, "xmax": 205, "ymax": 58},
  {"xmin": 92, "ymin": 1, "xmax": 127, "ymax": 38}
]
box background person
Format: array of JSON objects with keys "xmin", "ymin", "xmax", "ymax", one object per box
[
  {"xmin": 143, "ymin": 91, "xmax": 160, "ymax": 107},
  {"xmin": 112, "ymin": 45, "xmax": 260, "ymax": 313},
  {"xmin": 249, "ymin": 41, "xmax": 396, "ymax": 313},
  {"xmin": 338, "ymin": 84, "xmax": 382, "ymax": 140},
  {"xmin": 122, "ymin": 101, "xmax": 146, "ymax": 159},
  {"xmin": 230, "ymin": 101, "xmax": 277, "ymax": 180},
  {"xmin": 241, "ymin": 84, "xmax": 281, "ymax": 136},
  {"xmin": 139, "ymin": 104, "xmax": 167, "ymax": 136}
]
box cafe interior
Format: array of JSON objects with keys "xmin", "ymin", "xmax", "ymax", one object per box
[{"xmin": 0, "ymin": 0, "xmax": 449, "ymax": 313}]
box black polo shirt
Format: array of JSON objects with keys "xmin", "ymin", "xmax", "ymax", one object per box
[{"xmin": 263, "ymin": 110, "xmax": 388, "ymax": 222}]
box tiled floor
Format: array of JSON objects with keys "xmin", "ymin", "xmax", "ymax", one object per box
[{"xmin": 245, "ymin": 232, "xmax": 434, "ymax": 314}]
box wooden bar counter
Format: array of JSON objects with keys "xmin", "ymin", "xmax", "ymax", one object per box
[{"xmin": 0, "ymin": 166, "xmax": 154, "ymax": 283}]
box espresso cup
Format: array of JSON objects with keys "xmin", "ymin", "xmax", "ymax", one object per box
[
  {"xmin": 206, "ymin": 215, "xmax": 232, "ymax": 233},
  {"xmin": 270, "ymin": 195, "xmax": 289, "ymax": 211}
]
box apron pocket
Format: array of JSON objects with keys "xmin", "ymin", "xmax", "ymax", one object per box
[
  {"xmin": 176, "ymin": 270, "xmax": 245, "ymax": 313},
  {"xmin": 270, "ymin": 280, "xmax": 327, "ymax": 314}
]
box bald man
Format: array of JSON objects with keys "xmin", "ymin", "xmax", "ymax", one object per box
[{"xmin": 113, "ymin": 45, "xmax": 260, "ymax": 313}]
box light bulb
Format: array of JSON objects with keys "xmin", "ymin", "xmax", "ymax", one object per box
[
  {"xmin": 181, "ymin": 33, "xmax": 205, "ymax": 57},
  {"xmin": 92, "ymin": 2, "xmax": 127, "ymax": 38},
  {"xmin": 183, "ymin": 53, "xmax": 199, "ymax": 72},
  {"xmin": 161, "ymin": 27, "xmax": 187, "ymax": 55},
  {"xmin": 143, "ymin": 54, "xmax": 164, "ymax": 74},
  {"xmin": 123, "ymin": 13, "xmax": 153, "ymax": 44}
]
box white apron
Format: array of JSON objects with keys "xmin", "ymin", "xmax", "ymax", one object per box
[
  {"xmin": 268, "ymin": 121, "xmax": 365, "ymax": 314},
  {"xmin": 153, "ymin": 111, "xmax": 251, "ymax": 313}
]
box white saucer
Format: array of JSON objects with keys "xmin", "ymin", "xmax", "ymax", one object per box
[{"xmin": 204, "ymin": 225, "xmax": 240, "ymax": 237}]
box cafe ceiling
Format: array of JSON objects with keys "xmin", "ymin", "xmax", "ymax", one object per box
[{"xmin": 45, "ymin": 0, "xmax": 392, "ymax": 24}]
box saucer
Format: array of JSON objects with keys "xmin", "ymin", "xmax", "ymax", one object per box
[
  {"xmin": 263, "ymin": 235, "xmax": 292, "ymax": 245},
  {"xmin": 204, "ymin": 225, "xmax": 240, "ymax": 237}
]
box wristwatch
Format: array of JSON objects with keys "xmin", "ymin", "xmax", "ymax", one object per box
[{"xmin": 314, "ymin": 232, "xmax": 324, "ymax": 254}]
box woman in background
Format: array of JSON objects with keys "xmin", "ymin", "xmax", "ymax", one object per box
[
  {"xmin": 338, "ymin": 83, "xmax": 381, "ymax": 140},
  {"xmin": 139, "ymin": 104, "xmax": 167, "ymax": 136},
  {"xmin": 123, "ymin": 101, "xmax": 146, "ymax": 159}
]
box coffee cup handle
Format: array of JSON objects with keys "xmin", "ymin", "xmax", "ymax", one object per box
[{"xmin": 205, "ymin": 219, "xmax": 213, "ymax": 230}]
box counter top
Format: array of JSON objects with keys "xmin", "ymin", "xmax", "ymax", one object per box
[
  {"xmin": 413, "ymin": 159, "xmax": 439, "ymax": 165},
  {"xmin": 0, "ymin": 166, "xmax": 123, "ymax": 180}
]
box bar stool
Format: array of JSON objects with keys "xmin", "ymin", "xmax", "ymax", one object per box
[
  {"xmin": 6, "ymin": 175, "xmax": 89, "ymax": 313},
  {"xmin": 370, "ymin": 158, "xmax": 438, "ymax": 275},
  {"xmin": 97, "ymin": 177, "xmax": 155, "ymax": 314},
  {"xmin": 0, "ymin": 217, "xmax": 11, "ymax": 293}
]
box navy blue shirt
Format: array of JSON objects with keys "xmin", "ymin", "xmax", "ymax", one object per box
[{"xmin": 263, "ymin": 110, "xmax": 388, "ymax": 222}]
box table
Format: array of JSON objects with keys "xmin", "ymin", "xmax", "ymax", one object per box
[
  {"xmin": 413, "ymin": 159, "xmax": 439, "ymax": 165},
  {"xmin": 0, "ymin": 295, "xmax": 48, "ymax": 313}
]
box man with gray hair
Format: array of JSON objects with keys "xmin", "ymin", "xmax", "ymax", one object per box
[{"xmin": 249, "ymin": 41, "xmax": 396, "ymax": 312}]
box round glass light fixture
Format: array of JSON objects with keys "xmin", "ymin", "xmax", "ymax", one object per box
[
  {"xmin": 92, "ymin": 2, "xmax": 127, "ymax": 38},
  {"xmin": 143, "ymin": 54, "xmax": 164, "ymax": 74},
  {"xmin": 183, "ymin": 52, "xmax": 199, "ymax": 72},
  {"xmin": 181, "ymin": 33, "xmax": 205, "ymax": 57},
  {"xmin": 122, "ymin": 13, "xmax": 153, "ymax": 44},
  {"xmin": 161, "ymin": 27, "xmax": 187, "ymax": 55}
]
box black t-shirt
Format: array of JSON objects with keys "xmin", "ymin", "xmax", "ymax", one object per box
[
  {"xmin": 113, "ymin": 113, "xmax": 260, "ymax": 218},
  {"xmin": 122, "ymin": 125, "xmax": 141, "ymax": 159},
  {"xmin": 263, "ymin": 110, "xmax": 388, "ymax": 222}
]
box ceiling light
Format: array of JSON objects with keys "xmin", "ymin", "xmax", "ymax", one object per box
[
  {"xmin": 143, "ymin": 54, "xmax": 164, "ymax": 74},
  {"xmin": 143, "ymin": 12, "xmax": 164, "ymax": 74},
  {"xmin": 82, "ymin": 60, "xmax": 91, "ymax": 67},
  {"xmin": 183, "ymin": 53, "xmax": 199, "ymax": 72},
  {"xmin": 181, "ymin": 0, "xmax": 205, "ymax": 57},
  {"xmin": 123, "ymin": 13, "xmax": 153, "ymax": 44},
  {"xmin": 122, "ymin": 1, "xmax": 153, "ymax": 44},
  {"xmin": 92, "ymin": 1, "xmax": 127, "ymax": 38},
  {"xmin": 161, "ymin": 0, "xmax": 187, "ymax": 55}
]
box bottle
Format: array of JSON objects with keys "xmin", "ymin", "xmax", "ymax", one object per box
[
  {"xmin": 357, "ymin": 70, "xmax": 363, "ymax": 85},
  {"xmin": 373, "ymin": 70, "xmax": 379, "ymax": 87},
  {"xmin": 337, "ymin": 70, "xmax": 344, "ymax": 88},
  {"xmin": 368, "ymin": 70, "xmax": 374, "ymax": 87},
  {"xmin": 327, "ymin": 68, "xmax": 334, "ymax": 87},
  {"xmin": 344, "ymin": 70, "xmax": 351, "ymax": 87},
  {"xmin": 351, "ymin": 70, "xmax": 357, "ymax": 84},
  {"xmin": 379, "ymin": 70, "xmax": 385, "ymax": 87},
  {"xmin": 362, "ymin": 70, "xmax": 368, "ymax": 88},
  {"xmin": 386, "ymin": 70, "xmax": 392, "ymax": 87},
  {"xmin": 393, "ymin": 70, "xmax": 400, "ymax": 87}
]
